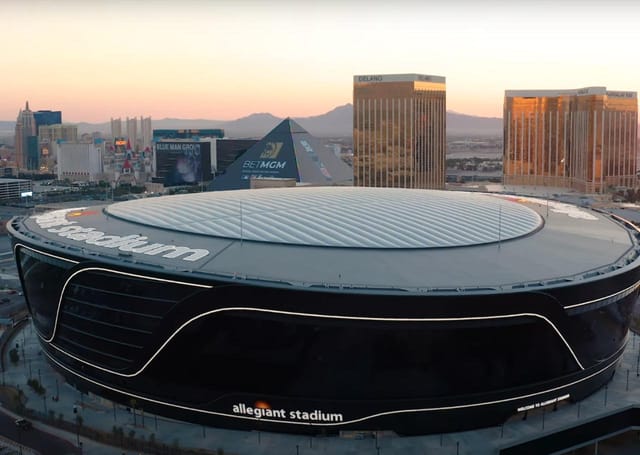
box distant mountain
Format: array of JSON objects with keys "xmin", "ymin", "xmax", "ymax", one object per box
[
  {"xmin": 221, "ymin": 113, "xmax": 282, "ymax": 138},
  {"xmin": 1, "ymin": 106, "xmax": 505, "ymax": 139},
  {"xmin": 0, "ymin": 121, "xmax": 15, "ymax": 133},
  {"xmin": 200, "ymin": 106, "xmax": 354, "ymax": 139},
  {"xmin": 447, "ymin": 111, "xmax": 502, "ymax": 136},
  {"xmin": 74, "ymin": 121, "xmax": 109, "ymax": 135},
  {"xmin": 294, "ymin": 104, "xmax": 353, "ymax": 138},
  {"xmin": 151, "ymin": 118, "xmax": 225, "ymax": 130}
]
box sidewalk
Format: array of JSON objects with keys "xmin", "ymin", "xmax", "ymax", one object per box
[
  {"xmin": 0, "ymin": 432, "xmax": 39, "ymax": 455},
  {"xmin": 0, "ymin": 401, "xmax": 128, "ymax": 455},
  {"xmin": 5, "ymin": 319, "xmax": 640, "ymax": 454}
]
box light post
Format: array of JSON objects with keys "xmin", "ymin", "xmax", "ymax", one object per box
[
  {"xmin": 75, "ymin": 414, "xmax": 83, "ymax": 447},
  {"xmin": 129, "ymin": 398, "xmax": 137, "ymax": 426}
]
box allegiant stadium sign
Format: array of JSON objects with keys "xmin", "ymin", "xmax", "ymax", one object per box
[{"xmin": 31, "ymin": 208, "xmax": 210, "ymax": 262}]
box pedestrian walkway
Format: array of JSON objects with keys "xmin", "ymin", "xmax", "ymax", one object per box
[
  {"xmin": 0, "ymin": 433, "xmax": 39, "ymax": 455},
  {"xmin": 4, "ymin": 320, "xmax": 640, "ymax": 454}
]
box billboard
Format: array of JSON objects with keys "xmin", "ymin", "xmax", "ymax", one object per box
[{"xmin": 155, "ymin": 142, "xmax": 212, "ymax": 187}]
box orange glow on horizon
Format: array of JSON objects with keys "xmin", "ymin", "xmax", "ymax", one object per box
[{"xmin": 1, "ymin": 1, "xmax": 638, "ymax": 123}]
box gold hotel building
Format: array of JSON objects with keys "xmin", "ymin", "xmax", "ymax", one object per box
[
  {"xmin": 353, "ymin": 74, "xmax": 446, "ymax": 189},
  {"xmin": 504, "ymin": 87, "xmax": 638, "ymax": 193}
]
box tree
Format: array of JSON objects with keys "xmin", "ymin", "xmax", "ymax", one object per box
[
  {"xmin": 9, "ymin": 348, "xmax": 19, "ymax": 364},
  {"xmin": 129, "ymin": 398, "xmax": 137, "ymax": 426}
]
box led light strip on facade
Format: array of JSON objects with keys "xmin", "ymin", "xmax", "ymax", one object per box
[
  {"xmin": 38, "ymin": 263, "xmax": 588, "ymax": 376},
  {"xmin": 17, "ymin": 243, "xmax": 640, "ymax": 378},
  {"xmin": 43, "ymin": 347, "xmax": 622, "ymax": 428},
  {"xmin": 564, "ymin": 279, "xmax": 640, "ymax": 309},
  {"xmin": 48, "ymin": 302, "xmax": 589, "ymax": 376}
]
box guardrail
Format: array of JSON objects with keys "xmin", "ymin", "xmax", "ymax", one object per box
[
  {"xmin": 500, "ymin": 406, "xmax": 640, "ymax": 454},
  {"xmin": 0, "ymin": 433, "xmax": 40, "ymax": 455}
]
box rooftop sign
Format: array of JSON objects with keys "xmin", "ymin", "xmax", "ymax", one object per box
[{"xmin": 354, "ymin": 74, "xmax": 446, "ymax": 84}]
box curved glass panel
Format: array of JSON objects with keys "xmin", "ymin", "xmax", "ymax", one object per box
[
  {"xmin": 54, "ymin": 269, "xmax": 202, "ymax": 372},
  {"xmin": 16, "ymin": 247, "xmax": 73, "ymax": 338},
  {"xmin": 567, "ymin": 290, "xmax": 637, "ymax": 365},
  {"xmin": 143, "ymin": 312, "xmax": 576, "ymax": 403}
]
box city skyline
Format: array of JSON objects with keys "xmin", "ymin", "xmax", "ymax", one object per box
[{"xmin": 2, "ymin": 0, "xmax": 640, "ymax": 123}]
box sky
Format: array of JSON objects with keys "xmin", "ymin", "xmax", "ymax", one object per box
[{"xmin": 2, "ymin": 0, "xmax": 640, "ymax": 123}]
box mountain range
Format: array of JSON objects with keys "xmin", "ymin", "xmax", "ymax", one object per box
[{"xmin": 0, "ymin": 104, "xmax": 503, "ymax": 140}]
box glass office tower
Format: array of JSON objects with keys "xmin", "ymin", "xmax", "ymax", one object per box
[
  {"xmin": 504, "ymin": 88, "xmax": 638, "ymax": 193},
  {"xmin": 353, "ymin": 74, "xmax": 446, "ymax": 189}
]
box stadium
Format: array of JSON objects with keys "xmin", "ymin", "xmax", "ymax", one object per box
[{"xmin": 8, "ymin": 187, "xmax": 640, "ymax": 435}]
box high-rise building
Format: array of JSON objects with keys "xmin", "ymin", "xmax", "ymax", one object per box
[
  {"xmin": 38, "ymin": 124, "xmax": 78, "ymax": 144},
  {"xmin": 38, "ymin": 124, "xmax": 79, "ymax": 172},
  {"xmin": 140, "ymin": 116, "xmax": 152, "ymax": 150},
  {"xmin": 33, "ymin": 110, "xmax": 62, "ymax": 131},
  {"xmin": 110, "ymin": 118, "xmax": 122, "ymax": 139},
  {"xmin": 353, "ymin": 74, "xmax": 446, "ymax": 189},
  {"xmin": 126, "ymin": 117, "xmax": 138, "ymax": 151},
  {"xmin": 504, "ymin": 87, "xmax": 638, "ymax": 193},
  {"xmin": 14, "ymin": 101, "xmax": 37, "ymax": 170},
  {"xmin": 55, "ymin": 140, "xmax": 104, "ymax": 182}
]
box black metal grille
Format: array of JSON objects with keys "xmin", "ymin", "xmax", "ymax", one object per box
[{"xmin": 55, "ymin": 270, "xmax": 199, "ymax": 372}]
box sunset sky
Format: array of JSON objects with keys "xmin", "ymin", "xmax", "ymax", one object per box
[{"xmin": 2, "ymin": 0, "xmax": 639, "ymax": 123}]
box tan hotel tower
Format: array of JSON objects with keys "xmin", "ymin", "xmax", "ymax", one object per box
[
  {"xmin": 353, "ymin": 74, "xmax": 446, "ymax": 189},
  {"xmin": 504, "ymin": 87, "xmax": 638, "ymax": 193}
]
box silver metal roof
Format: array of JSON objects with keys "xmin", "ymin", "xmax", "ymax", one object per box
[
  {"xmin": 105, "ymin": 187, "xmax": 543, "ymax": 249},
  {"xmin": 14, "ymin": 188, "xmax": 640, "ymax": 292}
]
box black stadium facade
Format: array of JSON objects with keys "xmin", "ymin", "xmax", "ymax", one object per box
[{"xmin": 8, "ymin": 187, "xmax": 640, "ymax": 435}]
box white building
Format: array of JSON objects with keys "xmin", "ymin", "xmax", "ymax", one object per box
[{"xmin": 55, "ymin": 141, "xmax": 104, "ymax": 182}]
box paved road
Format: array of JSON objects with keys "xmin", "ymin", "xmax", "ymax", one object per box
[
  {"xmin": 0, "ymin": 207, "xmax": 29, "ymax": 223},
  {"xmin": 0, "ymin": 410, "xmax": 80, "ymax": 454}
]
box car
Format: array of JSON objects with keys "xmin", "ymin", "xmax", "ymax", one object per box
[
  {"xmin": 1, "ymin": 298, "xmax": 10, "ymax": 304},
  {"xmin": 14, "ymin": 418, "xmax": 32, "ymax": 430}
]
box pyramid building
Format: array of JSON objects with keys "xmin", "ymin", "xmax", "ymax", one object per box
[{"xmin": 212, "ymin": 118, "xmax": 352, "ymax": 190}]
